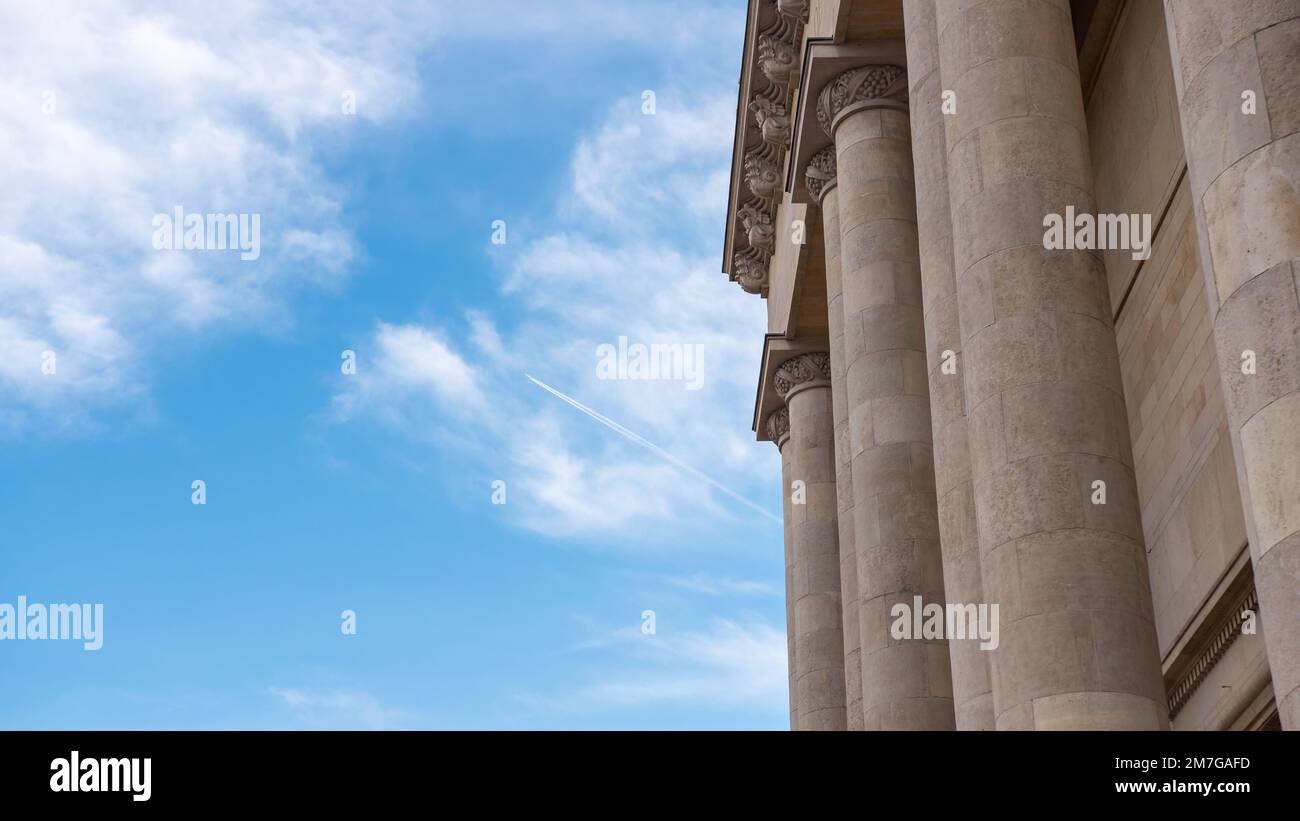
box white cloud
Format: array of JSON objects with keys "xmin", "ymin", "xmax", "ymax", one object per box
[
  {"xmin": 378, "ymin": 323, "xmax": 482, "ymax": 406},
  {"xmin": 658, "ymin": 573, "xmax": 780, "ymax": 598},
  {"xmin": 543, "ymin": 618, "xmax": 787, "ymax": 713},
  {"xmin": 0, "ymin": 0, "xmax": 436, "ymax": 431},
  {"xmin": 509, "ymin": 423, "xmax": 700, "ymax": 537},
  {"xmin": 269, "ymin": 686, "xmax": 405, "ymax": 729},
  {"xmin": 493, "ymin": 91, "xmax": 773, "ymax": 537},
  {"xmin": 337, "ymin": 82, "xmax": 773, "ymax": 541},
  {"xmin": 331, "ymin": 322, "xmax": 493, "ymax": 453},
  {"xmin": 569, "ymin": 95, "xmax": 737, "ymax": 232},
  {"xmin": 0, "ymin": 0, "xmax": 750, "ymax": 440},
  {"xmin": 466, "ymin": 310, "xmax": 509, "ymax": 365},
  {"xmin": 431, "ymin": 0, "xmax": 737, "ymax": 47}
]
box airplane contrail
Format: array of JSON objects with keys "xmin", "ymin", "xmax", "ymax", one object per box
[{"xmin": 525, "ymin": 374, "xmax": 782, "ymax": 524}]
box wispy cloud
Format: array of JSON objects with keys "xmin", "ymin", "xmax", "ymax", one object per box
[
  {"xmin": 268, "ymin": 687, "xmax": 405, "ymax": 729},
  {"xmin": 525, "ymin": 374, "xmax": 781, "ymax": 524},
  {"xmin": 526, "ymin": 618, "xmax": 787, "ymax": 715},
  {"xmin": 0, "ymin": 0, "xmax": 435, "ymax": 432},
  {"xmin": 335, "ymin": 85, "xmax": 773, "ymax": 541},
  {"xmin": 333, "ymin": 322, "xmax": 487, "ymax": 426},
  {"xmin": 657, "ymin": 573, "xmax": 779, "ymax": 597}
]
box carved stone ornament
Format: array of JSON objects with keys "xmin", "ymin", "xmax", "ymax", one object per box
[
  {"xmin": 749, "ymin": 95, "xmax": 791, "ymax": 148},
  {"xmin": 743, "ymin": 152, "xmax": 781, "ymax": 199},
  {"xmin": 733, "ymin": 251, "xmax": 768, "ymax": 294},
  {"xmin": 738, "ymin": 202, "xmax": 776, "ymax": 254},
  {"xmin": 774, "ymin": 352, "xmax": 832, "ymax": 398},
  {"xmin": 727, "ymin": 0, "xmax": 807, "ymax": 296},
  {"xmin": 816, "ymin": 64, "xmax": 907, "ymax": 137},
  {"xmin": 804, "ymin": 145, "xmax": 837, "ymax": 203},
  {"xmin": 766, "ymin": 407, "xmax": 790, "ymax": 442},
  {"xmin": 757, "ymin": 34, "xmax": 798, "ymax": 85},
  {"xmin": 776, "ymin": 0, "xmax": 809, "ymax": 20}
]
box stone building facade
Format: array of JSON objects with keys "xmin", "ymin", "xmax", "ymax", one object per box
[{"xmin": 724, "ymin": 0, "xmax": 1299, "ymax": 730}]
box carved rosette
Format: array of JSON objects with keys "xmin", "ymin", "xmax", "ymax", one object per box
[
  {"xmin": 765, "ymin": 407, "xmax": 790, "ymax": 444},
  {"xmin": 816, "ymin": 64, "xmax": 908, "ymax": 138},
  {"xmin": 774, "ymin": 352, "xmax": 832, "ymax": 400},
  {"xmin": 804, "ymin": 145, "xmax": 837, "ymax": 204},
  {"xmin": 727, "ymin": 0, "xmax": 810, "ymax": 296}
]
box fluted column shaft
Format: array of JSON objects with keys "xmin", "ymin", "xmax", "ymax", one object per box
[
  {"xmin": 777, "ymin": 353, "xmax": 848, "ymax": 730},
  {"xmin": 769, "ymin": 409, "xmax": 799, "ymax": 731},
  {"xmin": 936, "ymin": 0, "xmax": 1167, "ymax": 729},
  {"xmin": 819, "ymin": 68, "xmax": 955, "ymax": 730},
  {"xmin": 1163, "ymin": 0, "xmax": 1300, "ymax": 731},
  {"xmin": 902, "ymin": 0, "xmax": 994, "ymax": 731}
]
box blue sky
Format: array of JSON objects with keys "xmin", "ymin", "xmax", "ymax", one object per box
[{"xmin": 0, "ymin": 0, "xmax": 793, "ymax": 729}]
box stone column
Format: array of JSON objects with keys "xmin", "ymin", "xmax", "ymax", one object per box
[
  {"xmin": 767, "ymin": 408, "xmax": 799, "ymax": 731},
  {"xmin": 936, "ymin": 0, "xmax": 1167, "ymax": 729},
  {"xmin": 817, "ymin": 67, "xmax": 955, "ymax": 730},
  {"xmin": 806, "ymin": 148, "xmax": 864, "ymax": 730},
  {"xmin": 902, "ymin": 0, "xmax": 994, "ymax": 731},
  {"xmin": 776, "ymin": 352, "xmax": 848, "ymax": 730},
  {"xmin": 1163, "ymin": 0, "xmax": 1300, "ymax": 730}
]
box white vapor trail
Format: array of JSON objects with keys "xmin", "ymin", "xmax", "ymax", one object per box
[{"xmin": 525, "ymin": 374, "xmax": 781, "ymax": 524}]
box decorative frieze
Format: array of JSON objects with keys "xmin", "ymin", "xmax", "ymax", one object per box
[
  {"xmin": 1168, "ymin": 586, "xmax": 1259, "ymax": 719},
  {"xmin": 726, "ymin": 0, "xmax": 809, "ymax": 296}
]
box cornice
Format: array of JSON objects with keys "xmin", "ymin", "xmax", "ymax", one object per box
[
  {"xmin": 1168, "ymin": 585, "xmax": 1259, "ymax": 719},
  {"xmin": 721, "ymin": 0, "xmax": 809, "ymax": 297}
]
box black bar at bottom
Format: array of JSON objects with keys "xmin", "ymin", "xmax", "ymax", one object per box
[{"xmin": 1, "ymin": 730, "xmax": 1290, "ymax": 808}]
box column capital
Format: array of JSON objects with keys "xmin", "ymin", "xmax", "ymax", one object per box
[
  {"xmin": 774, "ymin": 352, "xmax": 831, "ymax": 401},
  {"xmin": 816, "ymin": 64, "xmax": 908, "ymax": 138},
  {"xmin": 765, "ymin": 407, "xmax": 790, "ymax": 447},
  {"xmin": 804, "ymin": 145, "xmax": 837, "ymax": 205}
]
